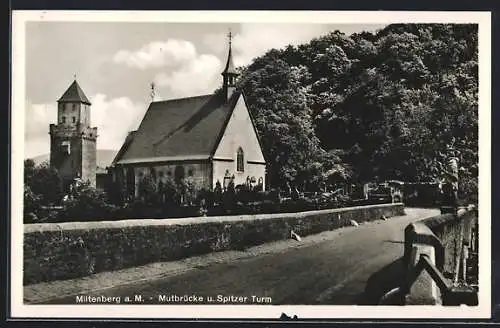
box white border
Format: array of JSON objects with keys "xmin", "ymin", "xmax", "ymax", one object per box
[{"xmin": 11, "ymin": 10, "xmax": 492, "ymax": 319}]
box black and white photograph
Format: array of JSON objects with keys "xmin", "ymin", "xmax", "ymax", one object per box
[{"xmin": 10, "ymin": 10, "xmax": 491, "ymax": 319}]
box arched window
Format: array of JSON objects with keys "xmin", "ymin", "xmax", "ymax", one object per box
[{"xmin": 237, "ymin": 147, "xmax": 244, "ymax": 172}]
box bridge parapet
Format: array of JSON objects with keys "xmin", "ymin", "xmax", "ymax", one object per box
[
  {"xmin": 396, "ymin": 205, "xmax": 478, "ymax": 305},
  {"xmin": 24, "ymin": 203, "xmax": 405, "ymax": 285}
]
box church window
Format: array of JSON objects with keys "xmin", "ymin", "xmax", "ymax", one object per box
[
  {"xmin": 188, "ymin": 168, "xmax": 194, "ymax": 177},
  {"xmin": 62, "ymin": 116, "xmax": 66, "ymax": 124},
  {"xmin": 72, "ymin": 104, "xmax": 77, "ymax": 111},
  {"xmin": 72, "ymin": 116, "xmax": 76, "ymax": 123},
  {"xmin": 237, "ymin": 147, "xmax": 244, "ymax": 172}
]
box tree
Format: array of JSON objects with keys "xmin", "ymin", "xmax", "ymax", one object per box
[
  {"xmin": 24, "ymin": 159, "xmax": 63, "ymax": 205},
  {"xmin": 239, "ymin": 56, "xmax": 331, "ymax": 188},
  {"xmin": 232, "ymin": 23, "xmax": 477, "ymax": 200}
]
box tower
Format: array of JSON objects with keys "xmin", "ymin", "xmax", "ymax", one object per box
[
  {"xmin": 49, "ymin": 79, "xmax": 97, "ymax": 191},
  {"xmin": 221, "ymin": 30, "xmax": 239, "ymax": 102}
]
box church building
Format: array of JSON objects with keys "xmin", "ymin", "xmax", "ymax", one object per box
[
  {"xmin": 110, "ymin": 34, "xmax": 267, "ymax": 199},
  {"xmin": 49, "ymin": 79, "xmax": 97, "ymax": 191}
]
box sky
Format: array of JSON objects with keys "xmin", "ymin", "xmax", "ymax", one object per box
[{"xmin": 24, "ymin": 21, "xmax": 386, "ymax": 158}]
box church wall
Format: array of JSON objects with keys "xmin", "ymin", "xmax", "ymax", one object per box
[
  {"xmin": 212, "ymin": 94, "xmax": 266, "ymax": 190},
  {"xmin": 130, "ymin": 161, "xmax": 212, "ymax": 197},
  {"xmin": 212, "ymin": 160, "xmax": 265, "ymax": 190},
  {"xmin": 213, "ymin": 95, "xmax": 266, "ymax": 164}
]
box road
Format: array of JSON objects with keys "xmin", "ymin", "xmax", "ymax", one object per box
[{"xmin": 43, "ymin": 208, "xmax": 439, "ymax": 305}]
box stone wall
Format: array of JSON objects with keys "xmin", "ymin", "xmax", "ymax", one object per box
[
  {"xmin": 402, "ymin": 206, "xmax": 478, "ymax": 305},
  {"xmin": 81, "ymin": 132, "xmax": 97, "ymax": 188},
  {"xmin": 24, "ymin": 203, "xmax": 404, "ymax": 285}
]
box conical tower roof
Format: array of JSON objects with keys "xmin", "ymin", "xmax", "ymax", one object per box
[
  {"xmin": 222, "ymin": 32, "xmax": 238, "ymax": 76},
  {"xmin": 58, "ymin": 80, "xmax": 91, "ymax": 105}
]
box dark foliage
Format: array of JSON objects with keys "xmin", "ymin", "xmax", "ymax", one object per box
[
  {"xmin": 238, "ymin": 24, "xmax": 478, "ymax": 202},
  {"xmin": 24, "ymin": 159, "xmax": 64, "ymax": 205}
]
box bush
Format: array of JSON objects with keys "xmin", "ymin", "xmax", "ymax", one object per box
[
  {"xmin": 179, "ymin": 177, "xmax": 197, "ymax": 205},
  {"xmin": 459, "ymin": 175, "xmax": 478, "ymax": 205},
  {"xmin": 59, "ymin": 182, "xmax": 117, "ymax": 220},
  {"xmin": 24, "ymin": 159, "xmax": 64, "ymax": 206},
  {"xmin": 106, "ymin": 180, "xmax": 127, "ymax": 205},
  {"xmin": 24, "ymin": 185, "xmax": 42, "ymax": 222},
  {"xmin": 138, "ymin": 175, "xmax": 161, "ymax": 205}
]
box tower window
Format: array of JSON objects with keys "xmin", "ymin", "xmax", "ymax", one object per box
[
  {"xmin": 61, "ymin": 140, "xmax": 70, "ymax": 155},
  {"xmin": 72, "ymin": 104, "xmax": 77, "ymax": 111},
  {"xmin": 237, "ymin": 147, "xmax": 244, "ymax": 172},
  {"xmin": 72, "ymin": 116, "xmax": 76, "ymax": 123},
  {"xmin": 62, "ymin": 116, "xmax": 66, "ymax": 124}
]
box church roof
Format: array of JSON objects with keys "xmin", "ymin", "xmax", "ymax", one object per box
[
  {"xmin": 58, "ymin": 80, "xmax": 91, "ymax": 105},
  {"xmin": 114, "ymin": 91, "xmax": 240, "ymax": 164}
]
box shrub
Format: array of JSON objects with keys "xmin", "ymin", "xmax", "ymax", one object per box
[
  {"xmin": 213, "ymin": 180, "xmax": 223, "ymax": 205},
  {"xmin": 24, "ymin": 159, "xmax": 63, "ymax": 205},
  {"xmin": 60, "ymin": 182, "xmax": 117, "ymax": 220},
  {"xmin": 106, "ymin": 180, "xmax": 127, "ymax": 205},
  {"xmin": 138, "ymin": 175, "xmax": 161, "ymax": 205},
  {"xmin": 222, "ymin": 180, "xmax": 237, "ymax": 212},
  {"xmin": 24, "ymin": 185, "xmax": 41, "ymax": 221},
  {"xmin": 459, "ymin": 175, "xmax": 478, "ymax": 205},
  {"xmin": 179, "ymin": 177, "xmax": 197, "ymax": 205},
  {"xmin": 161, "ymin": 177, "xmax": 180, "ymax": 205}
]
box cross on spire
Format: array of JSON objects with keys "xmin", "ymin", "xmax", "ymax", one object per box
[
  {"xmin": 222, "ymin": 28, "xmax": 237, "ymax": 76},
  {"xmin": 150, "ymin": 81, "xmax": 156, "ymax": 102},
  {"xmin": 73, "ymin": 73, "xmax": 77, "ymax": 80},
  {"xmin": 227, "ymin": 29, "xmax": 232, "ymax": 47},
  {"xmin": 221, "ymin": 28, "xmax": 238, "ymax": 102}
]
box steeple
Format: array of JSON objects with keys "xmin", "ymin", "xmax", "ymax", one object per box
[
  {"xmin": 50, "ymin": 78, "xmax": 97, "ymax": 190},
  {"xmin": 58, "ymin": 79, "xmax": 91, "ymax": 105},
  {"xmin": 222, "ymin": 30, "xmax": 239, "ymax": 102}
]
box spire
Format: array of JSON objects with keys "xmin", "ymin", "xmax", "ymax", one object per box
[
  {"xmin": 222, "ymin": 29, "xmax": 238, "ymax": 102},
  {"xmin": 222, "ymin": 30, "xmax": 238, "ymax": 76},
  {"xmin": 58, "ymin": 78, "xmax": 91, "ymax": 105}
]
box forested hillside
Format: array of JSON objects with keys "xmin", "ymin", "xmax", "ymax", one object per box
[{"xmin": 237, "ymin": 24, "xmax": 478, "ymax": 199}]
